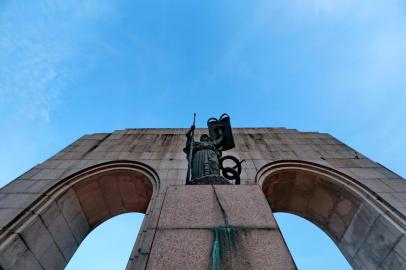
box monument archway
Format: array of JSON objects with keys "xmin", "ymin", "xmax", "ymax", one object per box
[
  {"xmin": 1, "ymin": 127, "xmax": 406, "ymax": 269},
  {"xmin": 257, "ymin": 160, "xmax": 406, "ymax": 269},
  {"xmin": 0, "ymin": 161, "xmax": 159, "ymax": 270}
]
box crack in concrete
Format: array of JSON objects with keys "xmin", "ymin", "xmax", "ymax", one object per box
[{"xmin": 212, "ymin": 186, "xmax": 228, "ymax": 227}]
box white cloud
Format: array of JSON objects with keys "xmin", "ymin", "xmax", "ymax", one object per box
[
  {"xmin": 0, "ymin": 0, "xmax": 118, "ymax": 122},
  {"xmin": 0, "ymin": 37, "xmax": 64, "ymax": 121}
]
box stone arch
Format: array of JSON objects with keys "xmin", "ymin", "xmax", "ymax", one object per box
[
  {"xmin": 257, "ymin": 160, "xmax": 406, "ymax": 269},
  {"xmin": 0, "ymin": 160, "xmax": 159, "ymax": 270}
]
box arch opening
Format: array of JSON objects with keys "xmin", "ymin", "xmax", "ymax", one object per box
[
  {"xmin": 274, "ymin": 212, "xmax": 352, "ymax": 269},
  {"xmin": 258, "ymin": 161, "xmax": 406, "ymax": 269},
  {"xmin": 0, "ymin": 161, "xmax": 158, "ymax": 270},
  {"xmin": 65, "ymin": 212, "xmax": 145, "ymax": 270}
]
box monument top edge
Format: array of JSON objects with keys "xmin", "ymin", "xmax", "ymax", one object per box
[
  {"xmin": 117, "ymin": 127, "xmax": 301, "ymax": 134},
  {"xmin": 81, "ymin": 128, "xmax": 330, "ymax": 139}
]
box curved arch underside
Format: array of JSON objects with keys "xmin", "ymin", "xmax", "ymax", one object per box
[
  {"xmin": 259, "ymin": 161, "xmax": 406, "ymax": 270},
  {"xmin": 73, "ymin": 170, "xmax": 152, "ymax": 228},
  {"xmin": 263, "ymin": 170, "xmax": 360, "ymax": 242},
  {"xmin": 0, "ymin": 162, "xmax": 155, "ymax": 270}
]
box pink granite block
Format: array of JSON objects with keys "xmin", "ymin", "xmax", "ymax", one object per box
[
  {"xmin": 235, "ymin": 230, "xmax": 296, "ymax": 270},
  {"xmin": 147, "ymin": 228, "xmax": 296, "ymax": 270},
  {"xmin": 146, "ymin": 229, "xmax": 212, "ymax": 270},
  {"xmin": 158, "ymin": 185, "xmax": 225, "ymax": 229},
  {"xmin": 214, "ymin": 185, "xmax": 278, "ymax": 228}
]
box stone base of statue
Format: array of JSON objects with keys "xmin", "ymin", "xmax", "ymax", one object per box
[{"xmin": 187, "ymin": 175, "xmax": 230, "ymax": 185}]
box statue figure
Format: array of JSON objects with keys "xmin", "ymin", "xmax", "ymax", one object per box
[
  {"xmin": 183, "ymin": 131, "xmax": 224, "ymax": 180},
  {"xmin": 184, "ymin": 114, "xmax": 243, "ymax": 185}
]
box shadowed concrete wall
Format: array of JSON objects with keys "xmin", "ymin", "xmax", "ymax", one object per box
[
  {"xmin": 0, "ymin": 128, "xmax": 405, "ymax": 269},
  {"xmin": 0, "ymin": 161, "xmax": 158, "ymax": 270},
  {"xmin": 257, "ymin": 161, "xmax": 406, "ymax": 269}
]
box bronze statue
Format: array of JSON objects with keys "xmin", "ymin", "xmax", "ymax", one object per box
[{"xmin": 184, "ymin": 114, "xmax": 243, "ymax": 185}]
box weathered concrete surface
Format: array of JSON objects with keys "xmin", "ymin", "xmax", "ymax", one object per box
[
  {"xmin": 262, "ymin": 170, "xmax": 361, "ymax": 242},
  {"xmin": 0, "ymin": 163, "xmax": 155, "ymax": 270},
  {"xmin": 147, "ymin": 185, "xmax": 295, "ymax": 270},
  {"xmin": 0, "ymin": 128, "xmax": 405, "ymax": 269},
  {"xmin": 259, "ymin": 161, "xmax": 406, "ymax": 270}
]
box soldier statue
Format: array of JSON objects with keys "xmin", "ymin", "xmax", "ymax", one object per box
[{"xmin": 184, "ymin": 114, "xmax": 243, "ymax": 185}]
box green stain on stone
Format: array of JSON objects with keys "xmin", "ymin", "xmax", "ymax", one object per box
[
  {"xmin": 211, "ymin": 228, "xmax": 239, "ymax": 270},
  {"xmin": 211, "ymin": 229, "xmax": 221, "ymax": 270}
]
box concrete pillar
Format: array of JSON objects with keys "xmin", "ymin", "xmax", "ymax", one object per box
[{"xmin": 144, "ymin": 185, "xmax": 295, "ymax": 270}]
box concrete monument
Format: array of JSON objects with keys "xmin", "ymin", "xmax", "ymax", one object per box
[{"xmin": 0, "ymin": 116, "xmax": 405, "ymax": 269}]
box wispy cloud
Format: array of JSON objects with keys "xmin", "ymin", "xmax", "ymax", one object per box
[
  {"xmin": 0, "ymin": 0, "xmax": 118, "ymax": 122},
  {"xmin": 0, "ymin": 37, "xmax": 65, "ymax": 121}
]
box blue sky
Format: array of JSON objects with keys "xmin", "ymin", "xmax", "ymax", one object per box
[{"xmin": 1, "ymin": 0, "xmax": 406, "ymax": 269}]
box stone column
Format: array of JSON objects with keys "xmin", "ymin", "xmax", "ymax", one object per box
[{"xmin": 145, "ymin": 185, "xmax": 296, "ymax": 270}]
